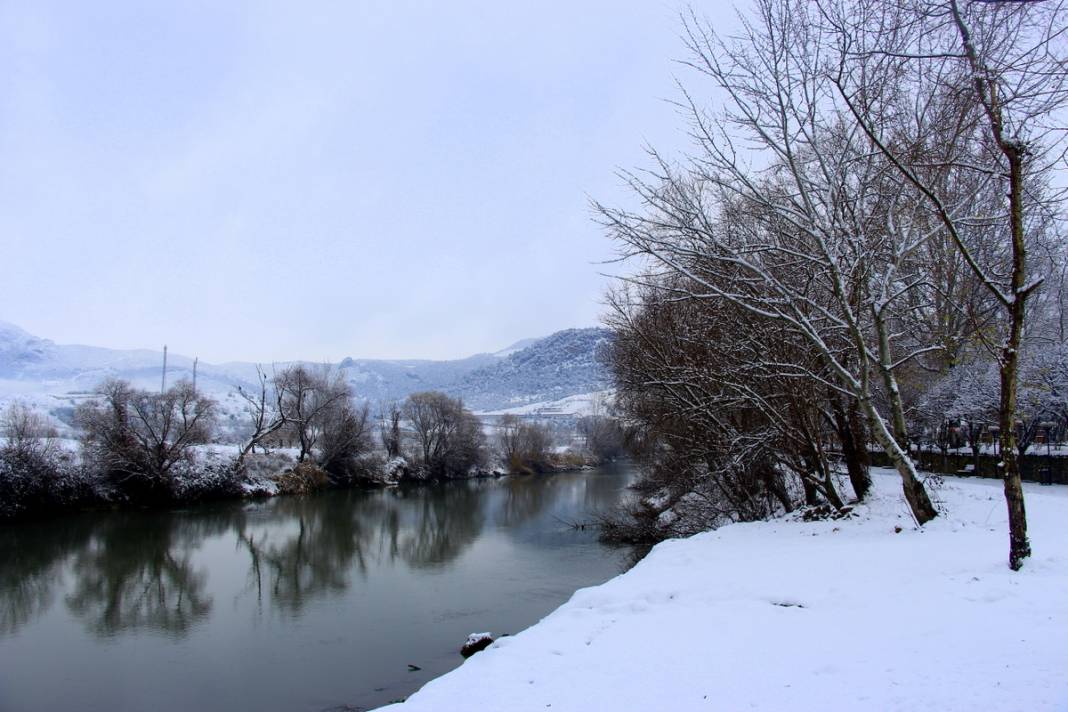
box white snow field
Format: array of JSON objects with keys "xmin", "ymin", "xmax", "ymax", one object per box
[{"xmin": 379, "ymin": 470, "xmax": 1068, "ymax": 711}]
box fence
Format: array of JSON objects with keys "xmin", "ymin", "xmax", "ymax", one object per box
[{"xmin": 869, "ymin": 449, "xmax": 1068, "ymax": 485}]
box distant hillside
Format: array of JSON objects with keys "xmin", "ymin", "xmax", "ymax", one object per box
[
  {"xmin": 0, "ymin": 322, "xmax": 612, "ymax": 425},
  {"xmin": 337, "ymin": 353, "xmax": 499, "ymax": 404},
  {"xmin": 449, "ymin": 328, "xmax": 614, "ymax": 411}
]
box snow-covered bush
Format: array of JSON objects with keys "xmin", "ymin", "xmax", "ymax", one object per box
[
  {"xmin": 0, "ymin": 402, "xmax": 109, "ymax": 517},
  {"xmin": 917, "ymin": 342, "xmax": 1068, "ymax": 458},
  {"xmin": 382, "ymin": 456, "xmax": 409, "ymax": 481},
  {"xmin": 239, "ymin": 450, "xmax": 295, "ymax": 481},
  {"xmin": 0, "ymin": 444, "xmax": 105, "ymax": 518},
  {"xmin": 167, "ymin": 450, "xmax": 241, "ymax": 501},
  {"xmin": 599, "ymin": 276, "xmax": 848, "ymax": 542}
]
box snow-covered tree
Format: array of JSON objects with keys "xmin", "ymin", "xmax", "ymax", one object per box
[
  {"xmin": 597, "ymin": 2, "xmax": 960, "ymax": 524},
  {"xmin": 1017, "ymin": 341, "xmax": 1068, "ymax": 454},
  {"xmin": 827, "ymin": 0, "xmax": 1068, "ymax": 569},
  {"xmin": 76, "ymin": 379, "xmax": 216, "ymax": 498}
]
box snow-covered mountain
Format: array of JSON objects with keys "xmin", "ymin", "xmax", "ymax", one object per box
[
  {"xmin": 0, "ymin": 321, "xmax": 612, "ymax": 427},
  {"xmin": 451, "ymin": 328, "xmax": 614, "ymax": 411}
]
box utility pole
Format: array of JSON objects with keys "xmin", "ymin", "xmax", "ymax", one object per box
[
  {"xmin": 193, "ymin": 357, "xmax": 198, "ymax": 392},
  {"xmin": 161, "ymin": 345, "xmax": 168, "ymax": 393}
]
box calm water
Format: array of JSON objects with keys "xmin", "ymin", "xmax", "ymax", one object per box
[{"xmin": 0, "ymin": 465, "xmax": 636, "ymax": 712}]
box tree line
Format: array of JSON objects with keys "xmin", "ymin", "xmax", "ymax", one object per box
[
  {"xmin": 597, "ymin": 0, "xmax": 1068, "ymax": 570},
  {"xmin": 1, "ymin": 364, "xmax": 622, "ymax": 518}
]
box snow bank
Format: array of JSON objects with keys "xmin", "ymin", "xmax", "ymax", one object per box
[{"xmin": 378, "ymin": 470, "xmax": 1068, "ymax": 711}]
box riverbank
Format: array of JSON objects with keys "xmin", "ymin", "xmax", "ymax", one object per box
[
  {"xmin": 380, "ymin": 469, "xmax": 1068, "ymax": 711},
  {"xmin": 0, "ymin": 443, "xmax": 610, "ymax": 523}
]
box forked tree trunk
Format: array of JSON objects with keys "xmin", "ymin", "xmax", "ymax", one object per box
[{"xmin": 831, "ymin": 395, "xmax": 871, "ymax": 501}]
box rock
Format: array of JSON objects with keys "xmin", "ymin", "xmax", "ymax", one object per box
[{"xmin": 461, "ymin": 632, "xmax": 495, "ymax": 658}]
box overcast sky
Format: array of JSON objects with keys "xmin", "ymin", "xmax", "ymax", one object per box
[{"xmin": 0, "ymin": 1, "xmax": 731, "ymax": 363}]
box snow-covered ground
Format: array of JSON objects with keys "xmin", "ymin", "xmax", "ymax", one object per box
[
  {"xmin": 478, "ymin": 390, "xmax": 613, "ymax": 417},
  {"xmin": 379, "ymin": 470, "xmax": 1068, "ymax": 711}
]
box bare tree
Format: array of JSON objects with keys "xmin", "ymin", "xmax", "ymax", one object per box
[
  {"xmin": 77, "ymin": 379, "xmax": 216, "ymax": 494},
  {"xmin": 403, "ymin": 391, "xmax": 485, "ymax": 479},
  {"xmin": 497, "ymin": 414, "xmax": 525, "ymax": 467},
  {"xmin": 317, "ymin": 400, "xmax": 373, "ymax": 482},
  {"xmin": 274, "ymin": 365, "xmax": 349, "ymax": 463},
  {"xmin": 497, "ymin": 414, "xmax": 553, "ymax": 473},
  {"xmin": 234, "ymin": 366, "xmax": 287, "ymax": 469},
  {"xmin": 596, "ymin": 2, "xmax": 960, "ymax": 523},
  {"xmin": 825, "ymin": 0, "xmax": 1068, "ymax": 569},
  {"xmin": 606, "ymin": 277, "xmax": 827, "ymax": 527},
  {"xmin": 1, "ymin": 403, "xmax": 60, "ymax": 459},
  {"xmin": 379, "ymin": 401, "xmax": 403, "ymax": 459},
  {"xmin": 577, "ymin": 413, "xmax": 626, "ymax": 462}
]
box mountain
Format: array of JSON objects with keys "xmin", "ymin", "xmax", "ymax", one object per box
[
  {"xmin": 0, "ymin": 322, "xmax": 612, "ymax": 426},
  {"xmin": 491, "ymin": 337, "xmax": 543, "ymax": 359},
  {"xmin": 450, "ymin": 328, "xmax": 614, "ymax": 411},
  {"xmin": 0, "ymin": 322, "xmax": 55, "ymax": 374},
  {"xmin": 335, "ymin": 353, "xmax": 500, "ymax": 404}
]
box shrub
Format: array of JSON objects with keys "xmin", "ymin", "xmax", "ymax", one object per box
[
  {"xmin": 167, "ymin": 451, "xmax": 241, "ymax": 501},
  {"xmin": 272, "ymin": 462, "xmax": 330, "ymax": 495},
  {"xmin": 0, "ymin": 444, "xmax": 105, "ymax": 518}
]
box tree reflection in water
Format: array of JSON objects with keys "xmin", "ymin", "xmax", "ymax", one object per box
[
  {"xmin": 237, "ymin": 484, "xmax": 486, "ymax": 612},
  {"xmin": 238, "ymin": 494, "xmax": 375, "ymax": 613},
  {"xmin": 65, "ymin": 514, "xmax": 216, "ymax": 637},
  {"xmin": 390, "ymin": 482, "xmax": 484, "ymax": 568},
  {"xmin": 0, "ymin": 467, "xmax": 633, "ymax": 639},
  {"xmin": 0, "ymin": 519, "xmax": 94, "ymax": 635},
  {"xmin": 497, "ymin": 474, "xmax": 557, "ymax": 529}
]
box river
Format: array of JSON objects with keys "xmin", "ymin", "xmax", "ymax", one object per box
[{"xmin": 0, "ymin": 465, "xmax": 637, "ymax": 711}]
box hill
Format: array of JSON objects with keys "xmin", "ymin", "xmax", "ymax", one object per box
[{"xmin": 0, "ymin": 322, "xmax": 613, "ymax": 427}]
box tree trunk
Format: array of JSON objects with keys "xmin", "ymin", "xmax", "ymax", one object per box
[
  {"xmin": 859, "ymin": 393, "xmax": 938, "ymax": 524},
  {"xmin": 864, "ymin": 316, "xmax": 937, "ymax": 524},
  {"xmin": 999, "ymin": 148, "xmax": 1032, "ymax": 570},
  {"xmin": 801, "ymin": 475, "xmax": 820, "ymax": 506},
  {"xmin": 832, "ymin": 395, "xmax": 871, "ymax": 501},
  {"xmin": 949, "ymin": 7, "xmax": 1034, "ymax": 567},
  {"xmin": 801, "ymin": 436, "xmax": 843, "ymax": 510},
  {"xmin": 764, "ymin": 470, "xmax": 795, "ymax": 513}
]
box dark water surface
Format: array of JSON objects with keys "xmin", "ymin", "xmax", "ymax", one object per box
[{"xmin": 0, "ymin": 465, "xmax": 636, "ymax": 712}]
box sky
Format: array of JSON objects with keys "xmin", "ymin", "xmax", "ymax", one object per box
[{"xmin": 0, "ymin": 1, "xmax": 728, "ymax": 363}]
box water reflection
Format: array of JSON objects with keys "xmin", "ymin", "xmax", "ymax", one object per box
[
  {"xmin": 0, "ymin": 520, "xmax": 92, "ymax": 635},
  {"xmin": 238, "ymin": 497, "xmax": 376, "ymax": 612},
  {"xmin": 65, "ymin": 515, "xmax": 214, "ymax": 636},
  {"xmin": 498, "ymin": 474, "xmax": 557, "ymax": 528},
  {"xmin": 392, "ymin": 483, "xmax": 485, "ymax": 569},
  {"xmin": 0, "ymin": 468, "xmax": 635, "ymax": 639}
]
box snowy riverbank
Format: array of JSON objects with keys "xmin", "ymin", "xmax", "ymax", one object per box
[{"xmin": 380, "ymin": 469, "xmax": 1068, "ymax": 711}]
